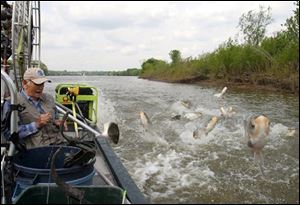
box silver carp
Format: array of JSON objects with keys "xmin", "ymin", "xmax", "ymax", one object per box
[
  {"xmin": 140, "ymin": 111, "xmax": 151, "ymax": 127},
  {"xmin": 214, "ymin": 86, "xmax": 227, "ymax": 98},
  {"xmin": 193, "ymin": 116, "xmax": 218, "ymax": 139},
  {"xmin": 244, "ymin": 114, "xmax": 270, "ymax": 175}
]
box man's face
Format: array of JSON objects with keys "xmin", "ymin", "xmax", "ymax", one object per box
[{"xmin": 23, "ymin": 80, "xmax": 45, "ymax": 100}]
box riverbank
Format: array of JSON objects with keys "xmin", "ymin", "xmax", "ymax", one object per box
[
  {"xmin": 139, "ymin": 76, "xmax": 299, "ymax": 96},
  {"xmin": 193, "ymin": 79, "xmax": 299, "ymax": 95}
]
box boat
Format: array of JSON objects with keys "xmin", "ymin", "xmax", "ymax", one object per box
[{"xmin": 1, "ymin": 1, "xmax": 148, "ymax": 204}]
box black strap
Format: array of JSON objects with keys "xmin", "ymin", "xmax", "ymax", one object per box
[
  {"xmin": 10, "ymin": 132, "xmax": 27, "ymax": 152},
  {"xmin": 63, "ymin": 142, "xmax": 96, "ymax": 168},
  {"xmin": 51, "ymin": 147, "xmax": 91, "ymax": 204},
  {"xmin": 10, "ymin": 104, "xmax": 25, "ymax": 112},
  {"xmin": 1, "ymin": 103, "xmax": 25, "ymax": 131},
  {"xmin": 58, "ymin": 111, "xmax": 96, "ymax": 167}
]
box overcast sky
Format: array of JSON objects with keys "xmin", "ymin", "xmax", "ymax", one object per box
[{"xmin": 40, "ymin": 1, "xmax": 295, "ymax": 71}]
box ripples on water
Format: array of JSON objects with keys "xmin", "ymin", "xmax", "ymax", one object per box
[{"xmin": 47, "ymin": 76, "xmax": 299, "ymax": 204}]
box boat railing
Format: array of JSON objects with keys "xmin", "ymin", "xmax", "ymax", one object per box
[
  {"xmin": 1, "ymin": 70, "xmax": 18, "ymax": 204},
  {"xmin": 1, "ymin": 70, "xmax": 18, "ymax": 156}
]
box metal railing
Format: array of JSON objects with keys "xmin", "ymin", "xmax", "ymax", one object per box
[{"xmin": 1, "ymin": 70, "xmax": 18, "ymax": 204}]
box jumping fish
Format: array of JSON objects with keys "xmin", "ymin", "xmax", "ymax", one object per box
[
  {"xmin": 286, "ymin": 127, "xmax": 296, "ymax": 137},
  {"xmin": 180, "ymin": 100, "xmax": 192, "ymax": 109},
  {"xmin": 183, "ymin": 112, "xmax": 202, "ymax": 120},
  {"xmin": 244, "ymin": 114, "xmax": 270, "ymax": 175},
  {"xmin": 171, "ymin": 112, "xmax": 202, "ymax": 121},
  {"xmin": 205, "ymin": 116, "xmax": 218, "ymax": 134},
  {"xmin": 220, "ymin": 107, "xmax": 227, "ymax": 116},
  {"xmin": 244, "ymin": 115, "xmax": 270, "ymax": 154},
  {"xmin": 227, "ymin": 106, "xmax": 234, "ymax": 113},
  {"xmin": 140, "ymin": 111, "xmax": 151, "ymax": 127},
  {"xmin": 220, "ymin": 106, "xmax": 236, "ymax": 118},
  {"xmin": 193, "ymin": 116, "xmax": 218, "ymax": 139},
  {"xmin": 214, "ymin": 87, "xmax": 227, "ymax": 98}
]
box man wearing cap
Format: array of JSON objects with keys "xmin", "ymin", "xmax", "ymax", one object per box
[{"xmin": 2, "ymin": 67, "xmax": 66, "ymax": 148}]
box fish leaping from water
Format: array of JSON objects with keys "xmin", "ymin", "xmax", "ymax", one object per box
[
  {"xmin": 205, "ymin": 116, "xmax": 218, "ymax": 134},
  {"xmin": 180, "ymin": 100, "xmax": 192, "ymax": 109},
  {"xmin": 244, "ymin": 114, "xmax": 270, "ymax": 172},
  {"xmin": 214, "ymin": 87, "xmax": 227, "ymax": 98},
  {"xmin": 244, "ymin": 115, "xmax": 270, "ymax": 153},
  {"xmin": 140, "ymin": 111, "xmax": 151, "ymax": 128},
  {"xmin": 193, "ymin": 116, "xmax": 218, "ymax": 139},
  {"xmin": 220, "ymin": 106, "xmax": 236, "ymax": 118},
  {"xmin": 183, "ymin": 112, "xmax": 202, "ymax": 120},
  {"xmin": 172, "ymin": 112, "xmax": 202, "ymax": 121},
  {"xmin": 286, "ymin": 127, "xmax": 296, "ymax": 137}
]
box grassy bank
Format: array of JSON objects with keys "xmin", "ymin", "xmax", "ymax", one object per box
[
  {"xmin": 140, "ymin": 3, "xmax": 299, "ymax": 95},
  {"xmin": 139, "ymin": 34, "xmax": 299, "ymax": 95},
  {"xmin": 140, "ymin": 76, "xmax": 298, "ymax": 95}
]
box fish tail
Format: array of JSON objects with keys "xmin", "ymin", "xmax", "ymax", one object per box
[
  {"xmin": 254, "ymin": 151, "xmax": 264, "ymax": 166},
  {"xmin": 254, "ymin": 151, "xmax": 266, "ymax": 177}
]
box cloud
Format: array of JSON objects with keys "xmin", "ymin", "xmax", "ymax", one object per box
[{"xmin": 40, "ymin": 1, "xmax": 295, "ymax": 71}]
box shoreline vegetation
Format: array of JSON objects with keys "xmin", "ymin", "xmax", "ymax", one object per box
[
  {"xmin": 138, "ymin": 3, "xmax": 299, "ymax": 95},
  {"xmin": 137, "ymin": 40, "xmax": 299, "ymax": 95}
]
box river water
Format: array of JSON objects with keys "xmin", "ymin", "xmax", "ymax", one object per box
[{"xmin": 46, "ymin": 76, "xmax": 299, "ymax": 204}]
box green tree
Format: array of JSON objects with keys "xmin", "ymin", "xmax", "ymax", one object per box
[
  {"xmin": 169, "ymin": 50, "xmax": 182, "ymax": 65},
  {"xmin": 238, "ymin": 5, "xmax": 273, "ymax": 46},
  {"xmin": 140, "ymin": 58, "xmax": 168, "ymax": 76},
  {"xmin": 283, "ymin": 1, "xmax": 299, "ymax": 42},
  {"xmin": 141, "ymin": 58, "xmax": 161, "ymax": 68}
]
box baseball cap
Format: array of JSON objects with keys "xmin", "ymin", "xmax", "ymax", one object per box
[{"xmin": 23, "ymin": 67, "xmax": 51, "ymax": 84}]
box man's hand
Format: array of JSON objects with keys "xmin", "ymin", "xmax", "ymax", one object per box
[
  {"xmin": 53, "ymin": 119, "xmax": 68, "ymax": 131},
  {"xmin": 36, "ymin": 112, "xmax": 52, "ymax": 128}
]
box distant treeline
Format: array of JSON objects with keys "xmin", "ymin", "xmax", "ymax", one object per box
[
  {"xmin": 5, "ymin": 60, "xmax": 141, "ymax": 76},
  {"xmin": 139, "ymin": 2, "xmax": 299, "ymax": 93},
  {"xmin": 47, "ymin": 68, "xmax": 141, "ymax": 76}
]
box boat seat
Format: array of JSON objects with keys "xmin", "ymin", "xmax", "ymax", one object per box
[{"xmin": 59, "ymin": 87, "xmax": 93, "ymax": 95}]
